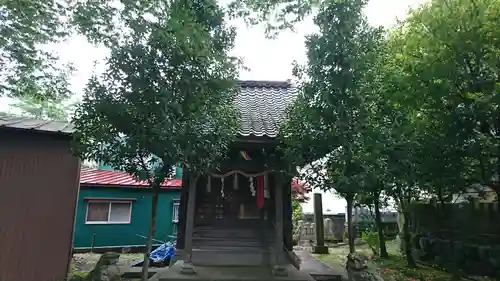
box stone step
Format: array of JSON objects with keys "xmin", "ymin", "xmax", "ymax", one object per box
[
  {"xmin": 193, "ymin": 229, "xmax": 272, "ymax": 239},
  {"xmin": 192, "ymin": 235, "xmax": 275, "ymax": 242},
  {"xmin": 309, "ymin": 274, "xmax": 343, "ymax": 281},
  {"xmin": 193, "ymin": 245, "xmax": 271, "ymax": 252},
  {"xmin": 193, "ymin": 239, "xmax": 272, "ymax": 248},
  {"xmin": 152, "ymin": 262, "xmax": 315, "ymax": 281},
  {"xmin": 120, "ymin": 266, "xmax": 159, "ymax": 279},
  {"xmin": 191, "ymin": 248, "xmax": 274, "ymax": 266}
]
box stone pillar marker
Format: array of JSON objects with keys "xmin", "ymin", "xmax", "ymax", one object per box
[{"xmin": 313, "ymin": 193, "xmax": 329, "ymax": 254}]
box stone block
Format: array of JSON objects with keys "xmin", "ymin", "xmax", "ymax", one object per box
[{"xmin": 313, "ymin": 245, "xmax": 329, "ymax": 254}]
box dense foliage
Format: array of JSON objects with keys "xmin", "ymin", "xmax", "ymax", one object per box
[
  {"xmin": 9, "ymin": 95, "xmax": 70, "ymax": 120},
  {"xmin": 4, "ymin": 0, "xmax": 500, "ymax": 275},
  {"xmin": 0, "ymin": 0, "xmax": 73, "ymax": 100},
  {"xmin": 279, "ymin": 0, "xmax": 383, "ymax": 254},
  {"xmin": 239, "ymin": 0, "xmax": 500, "ymax": 271},
  {"xmin": 292, "ymin": 197, "xmax": 303, "ymax": 239},
  {"xmin": 3, "ymin": 0, "xmax": 229, "ymax": 112},
  {"xmin": 72, "ymin": 0, "xmax": 240, "ymax": 279},
  {"xmin": 73, "ymin": 0, "xmax": 240, "ymax": 180}
]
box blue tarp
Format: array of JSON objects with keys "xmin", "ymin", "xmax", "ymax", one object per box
[{"xmin": 132, "ymin": 242, "xmax": 175, "ymax": 267}]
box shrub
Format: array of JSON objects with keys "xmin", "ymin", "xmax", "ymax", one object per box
[{"xmin": 361, "ymin": 230, "xmax": 380, "ymax": 256}]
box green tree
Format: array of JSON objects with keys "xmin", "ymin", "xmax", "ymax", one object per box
[
  {"xmin": 355, "ymin": 186, "xmax": 390, "ymax": 258},
  {"xmin": 280, "ymin": 0, "xmax": 383, "ymax": 254},
  {"xmin": 371, "ymin": 44, "xmax": 422, "ymax": 267},
  {"xmin": 409, "ymin": 0, "xmax": 500, "ymax": 204},
  {"xmin": 1, "ymin": 0, "xmax": 170, "ymax": 101},
  {"xmin": 10, "ymin": 95, "xmax": 70, "ymax": 120},
  {"xmin": 228, "ymin": 0, "xmax": 320, "ymax": 37},
  {"xmin": 291, "ymin": 197, "xmax": 303, "ymax": 240},
  {"xmin": 377, "ymin": 0, "xmax": 500, "ymax": 270},
  {"xmin": 388, "ymin": 0, "xmax": 500, "ymax": 197},
  {"xmin": 0, "ymin": 0, "xmax": 75, "ymax": 100},
  {"xmin": 7, "ymin": 63, "xmax": 76, "ymax": 120},
  {"xmin": 72, "ymin": 1, "xmax": 240, "ymax": 279}
]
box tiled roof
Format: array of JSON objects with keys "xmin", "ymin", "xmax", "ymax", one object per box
[
  {"xmin": 0, "ymin": 112, "xmax": 73, "ymax": 135},
  {"xmin": 236, "ymin": 80, "xmax": 296, "ymax": 137},
  {"xmin": 1, "ymin": 80, "xmax": 296, "ymax": 138},
  {"xmin": 80, "ymin": 167, "xmax": 182, "ymax": 189}
]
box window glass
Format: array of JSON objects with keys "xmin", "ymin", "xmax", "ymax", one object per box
[
  {"xmin": 109, "ymin": 202, "xmax": 132, "ymax": 222},
  {"xmin": 86, "ymin": 201, "xmax": 132, "ymax": 223},
  {"xmin": 86, "ymin": 202, "xmax": 110, "ymax": 222}
]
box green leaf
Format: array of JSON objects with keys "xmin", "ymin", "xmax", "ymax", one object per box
[{"xmin": 72, "ymin": 0, "xmax": 241, "ymax": 186}]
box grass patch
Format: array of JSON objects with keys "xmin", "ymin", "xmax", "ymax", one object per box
[
  {"xmin": 314, "ymin": 240, "xmax": 493, "ymax": 281},
  {"xmin": 375, "ymin": 255, "xmax": 452, "ymax": 281}
]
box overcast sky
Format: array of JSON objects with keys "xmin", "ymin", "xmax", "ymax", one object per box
[
  {"xmin": 64, "ymin": 0, "xmax": 425, "ymax": 93},
  {"xmin": 0, "ymin": 0, "xmax": 426, "ymax": 213}
]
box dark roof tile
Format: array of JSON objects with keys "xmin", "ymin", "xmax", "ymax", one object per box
[
  {"xmin": 1, "ymin": 79, "xmax": 296, "ymax": 138},
  {"xmin": 0, "ymin": 113, "xmax": 74, "ymax": 135},
  {"xmin": 236, "ymin": 80, "xmax": 296, "ymax": 137}
]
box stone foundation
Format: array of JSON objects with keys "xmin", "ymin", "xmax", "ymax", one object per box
[{"xmin": 149, "ymin": 261, "xmax": 315, "ymax": 281}]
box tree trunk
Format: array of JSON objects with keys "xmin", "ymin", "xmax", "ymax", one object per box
[
  {"xmin": 346, "ymin": 193, "xmax": 355, "ymax": 254},
  {"xmin": 141, "ymin": 189, "xmax": 160, "ymax": 281},
  {"xmin": 402, "ymin": 207, "xmax": 416, "ymax": 268},
  {"xmin": 374, "ymin": 198, "xmax": 388, "ymax": 258},
  {"xmin": 494, "ymin": 187, "xmax": 500, "ymax": 216},
  {"xmin": 437, "ymin": 187, "xmax": 446, "ymax": 209},
  {"xmin": 395, "ymin": 207, "xmax": 404, "ymax": 253}
]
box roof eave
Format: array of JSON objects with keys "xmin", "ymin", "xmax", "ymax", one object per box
[
  {"xmin": 235, "ymin": 135, "xmax": 280, "ymax": 144},
  {"xmin": 0, "ymin": 126, "xmax": 73, "ymax": 139},
  {"xmin": 80, "ymin": 183, "xmax": 182, "ymax": 190}
]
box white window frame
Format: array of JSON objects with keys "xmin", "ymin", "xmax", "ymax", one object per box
[
  {"xmin": 172, "ymin": 199, "xmax": 180, "ymax": 223},
  {"xmin": 85, "ymin": 200, "xmax": 133, "ymax": 224}
]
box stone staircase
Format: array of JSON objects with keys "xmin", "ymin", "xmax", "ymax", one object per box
[{"xmin": 191, "ymin": 225, "xmax": 275, "ymax": 266}]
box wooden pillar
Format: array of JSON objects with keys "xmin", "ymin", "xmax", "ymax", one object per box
[
  {"xmin": 283, "ymin": 178, "xmax": 293, "ymax": 250},
  {"xmin": 181, "ymin": 175, "xmax": 197, "ymax": 274},
  {"xmin": 313, "ymin": 193, "xmax": 329, "ymax": 254},
  {"xmin": 176, "ymin": 171, "xmax": 190, "ymax": 250},
  {"xmin": 273, "ymin": 172, "xmax": 287, "ymax": 276}
]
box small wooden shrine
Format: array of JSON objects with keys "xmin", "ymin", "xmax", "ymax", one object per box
[{"xmin": 156, "ymin": 81, "xmax": 311, "ymax": 281}]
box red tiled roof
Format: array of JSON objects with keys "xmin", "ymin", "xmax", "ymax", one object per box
[{"xmin": 80, "ymin": 167, "xmax": 182, "ymax": 189}]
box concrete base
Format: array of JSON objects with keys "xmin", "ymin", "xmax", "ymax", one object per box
[
  {"xmin": 180, "ymin": 261, "xmax": 196, "ymax": 275},
  {"xmin": 149, "ymin": 261, "xmax": 315, "ymax": 281},
  {"xmin": 273, "ymin": 265, "xmax": 288, "ymax": 277},
  {"xmin": 312, "ymin": 245, "xmax": 329, "ymax": 254},
  {"xmin": 119, "ymin": 266, "xmax": 161, "ymax": 279},
  {"xmin": 172, "ymin": 247, "xmax": 275, "ymax": 266}
]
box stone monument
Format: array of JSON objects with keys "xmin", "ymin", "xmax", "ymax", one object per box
[{"xmin": 313, "ymin": 193, "xmax": 329, "ymax": 254}]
